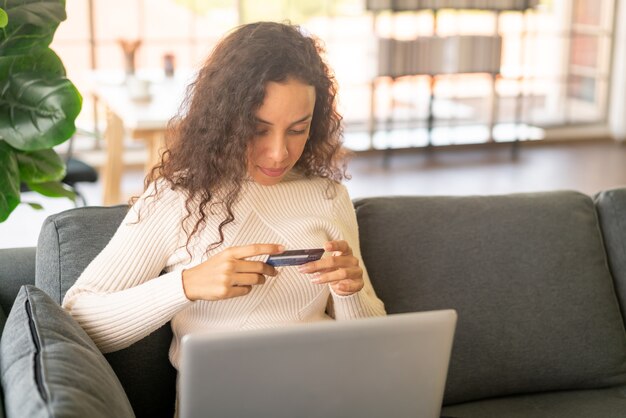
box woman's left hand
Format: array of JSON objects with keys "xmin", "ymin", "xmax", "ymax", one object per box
[{"xmin": 298, "ymin": 240, "xmax": 364, "ymax": 296}]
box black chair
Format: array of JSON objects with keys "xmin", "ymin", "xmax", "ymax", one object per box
[
  {"xmin": 62, "ymin": 157, "xmax": 99, "ymax": 206},
  {"xmin": 60, "ymin": 133, "xmax": 99, "ymax": 206}
]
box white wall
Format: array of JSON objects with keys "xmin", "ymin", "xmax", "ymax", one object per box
[{"xmin": 610, "ymin": 0, "xmax": 626, "ymax": 141}]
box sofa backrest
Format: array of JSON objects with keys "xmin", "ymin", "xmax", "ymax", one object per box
[
  {"xmin": 36, "ymin": 205, "xmax": 176, "ymax": 418},
  {"xmin": 354, "ymin": 190, "xmax": 626, "ymax": 405}
]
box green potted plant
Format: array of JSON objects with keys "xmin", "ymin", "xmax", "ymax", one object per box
[{"xmin": 0, "ymin": 0, "xmax": 82, "ymax": 222}]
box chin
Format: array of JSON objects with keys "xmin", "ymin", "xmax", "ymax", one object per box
[{"xmin": 251, "ymin": 172, "xmax": 284, "ymax": 186}]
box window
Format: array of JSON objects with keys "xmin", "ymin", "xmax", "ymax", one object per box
[{"xmin": 50, "ymin": 0, "xmax": 617, "ymax": 150}]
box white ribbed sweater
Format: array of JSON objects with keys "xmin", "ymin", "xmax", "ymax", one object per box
[{"xmin": 62, "ymin": 173, "xmax": 386, "ymax": 369}]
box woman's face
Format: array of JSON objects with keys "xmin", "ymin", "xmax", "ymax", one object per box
[{"xmin": 247, "ymin": 78, "xmax": 316, "ymax": 186}]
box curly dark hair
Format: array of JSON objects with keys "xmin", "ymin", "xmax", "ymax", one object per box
[{"xmin": 137, "ymin": 21, "xmax": 348, "ymax": 253}]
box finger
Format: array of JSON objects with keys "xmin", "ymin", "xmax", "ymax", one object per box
[
  {"xmin": 233, "ymin": 273, "xmax": 267, "ymax": 286},
  {"xmin": 310, "ymin": 266, "xmax": 362, "ymax": 285},
  {"xmin": 324, "ymin": 240, "xmax": 352, "ymax": 256},
  {"xmin": 228, "ymin": 243, "xmax": 285, "ymax": 260},
  {"xmin": 235, "ymin": 260, "xmax": 278, "ymax": 276},
  {"xmin": 298, "ymin": 255, "xmax": 358, "ymax": 274}
]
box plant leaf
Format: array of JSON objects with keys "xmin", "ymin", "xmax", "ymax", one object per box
[
  {"xmin": 0, "ymin": 72, "xmax": 82, "ymax": 151},
  {"xmin": 0, "ymin": 48, "xmax": 66, "ymax": 80},
  {"xmin": 26, "ymin": 180, "xmax": 75, "ymax": 201},
  {"xmin": 5, "ymin": 1, "xmax": 66, "ymax": 27},
  {"xmin": 24, "ymin": 201, "xmax": 44, "ymax": 210},
  {"xmin": 0, "ymin": 8, "xmax": 8, "ymax": 28},
  {"xmin": 17, "ymin": 148, "xmax": 65, "ymax": 183},
  {"xmin": 0, "ymin": 25, "xmax": 55, "ymax": 56},
  {"xmin": 0, "ymin": 141, "xmax": 21, "ymax": 223},
  {"xmin": 0, "ymin": 0, "xmax": 66, "ymax": 55}
]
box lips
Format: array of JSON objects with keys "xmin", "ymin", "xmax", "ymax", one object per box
[{"xmin": 259, "ymin": 166, "xmax": 287, "ymax": 177}]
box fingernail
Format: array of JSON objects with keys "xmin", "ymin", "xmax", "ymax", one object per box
[
  {"xmin": 277, "ymin": 245, "xmax": 285, "ymax": 252},
  {"xmin": 297, "ymin": 265, "xmax": 309, "ymax": 273}
]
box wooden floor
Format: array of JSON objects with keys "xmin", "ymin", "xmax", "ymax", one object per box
[
  {"xmin": 346, "ymin": 140, "xmax": 626, "ymax": 198},
  {"xmin": 2, "ymin": 139, "xmax": 626, "ymax": 248}
]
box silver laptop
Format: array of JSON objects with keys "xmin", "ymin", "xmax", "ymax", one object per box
[{"xmin": 179, "ymin": 310, "xmax": 457, "ymax": 418}]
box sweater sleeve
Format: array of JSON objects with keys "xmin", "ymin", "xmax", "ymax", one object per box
[
  {"xmin": 328, "ymin": 184, "xmax": 386, "ymax": 320},
  {"xmin": 62, "ymin": 181, "xmax": 192, "ymax": 353}
]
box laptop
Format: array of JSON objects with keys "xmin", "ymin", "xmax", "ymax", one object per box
[{"xmin": 179, "ymin": 309, "xmax": 457, "ymax": 418}]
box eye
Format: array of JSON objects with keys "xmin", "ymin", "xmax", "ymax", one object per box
[
  {"xmin": 254, "ymin": 129, "xmax": 268, "ymax": 137},
  {"xmin": 288, "ymin": 123, "xmax": 309, "ymax": 135},
  {"xmin": 288, "ymin": 129, "xmax": 307, "ymax": 135}
]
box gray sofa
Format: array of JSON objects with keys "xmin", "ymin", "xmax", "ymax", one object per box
[{"xmin": 3, "ymin": 187, "xmax": 626, "ymax": 417}]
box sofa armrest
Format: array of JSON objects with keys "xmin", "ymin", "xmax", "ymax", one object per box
[
  {"xmin": 36, "ymin": 205, "xmax": 127, "ymax": 304},
  {"xmin": 0, "ymin": 247, "xmax": 36, "ymax": 315},
  {"xmin": 595, "ymin": 188, "xmax": 626, "ymax": 321}
]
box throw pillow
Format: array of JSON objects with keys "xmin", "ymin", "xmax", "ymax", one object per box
[{"xmin": 0, "ymin": 285, "xmax": 135, "ymax": 418}]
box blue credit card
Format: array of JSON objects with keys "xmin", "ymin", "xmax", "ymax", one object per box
[{"xmin": 266, "ymin": 248, "xmax": 325, "ymax": 267}]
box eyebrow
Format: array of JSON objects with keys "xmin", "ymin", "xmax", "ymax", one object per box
[{"xmin": 255, "ymin": 114, "xmax": 312, "ymax": 126}]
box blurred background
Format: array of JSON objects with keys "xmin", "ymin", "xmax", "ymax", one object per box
[{"xmin": 1, "ymin": 0, "xmax": 626, "ymax": 247}]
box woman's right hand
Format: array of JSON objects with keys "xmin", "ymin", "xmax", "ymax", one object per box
[{"xmin": 181, "ymin": 244, "xmax": 284, "ymax": 301}]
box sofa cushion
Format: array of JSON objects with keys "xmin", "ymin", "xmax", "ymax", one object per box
[
  {"xmin": 36, "ymin": 205, "xmax": 177, "ymax": 418},
  {"xmin": 354, "ymin": 191, "xmax": 626, "ymax": 405},
  {"xmin": 441, "ymin": 385, "xmax": 626, "ymax": 418},
  {"xmin": 0, "ymin": 285, "xmax": 134, "ymax": 418},
  {"xmin": 595, "ymin": 188, "xmax": 626, "ymax": 321}
]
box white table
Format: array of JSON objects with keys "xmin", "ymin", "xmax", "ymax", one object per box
[{"xmin": 90, "ymin": 71, "xmax": 191, "ymax": 205}]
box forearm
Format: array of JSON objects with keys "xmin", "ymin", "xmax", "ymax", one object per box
[{"xmin": 63, "ymin": 270, "xmax": 190, "ymax": 353}]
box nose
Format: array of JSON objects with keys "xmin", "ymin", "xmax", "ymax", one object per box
[{"xmin": 267, "ymin": 133, "xmax": 289, "ymax": 162}]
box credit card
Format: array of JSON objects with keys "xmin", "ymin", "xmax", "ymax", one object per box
[{"xmin": 266, "ymin": 248, "xmax": 325, "ymax": 267}]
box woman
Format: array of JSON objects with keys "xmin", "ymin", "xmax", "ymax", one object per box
[{"xmin": 62, "ymin": 22, "xmax": 385, "ymax": 374}]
